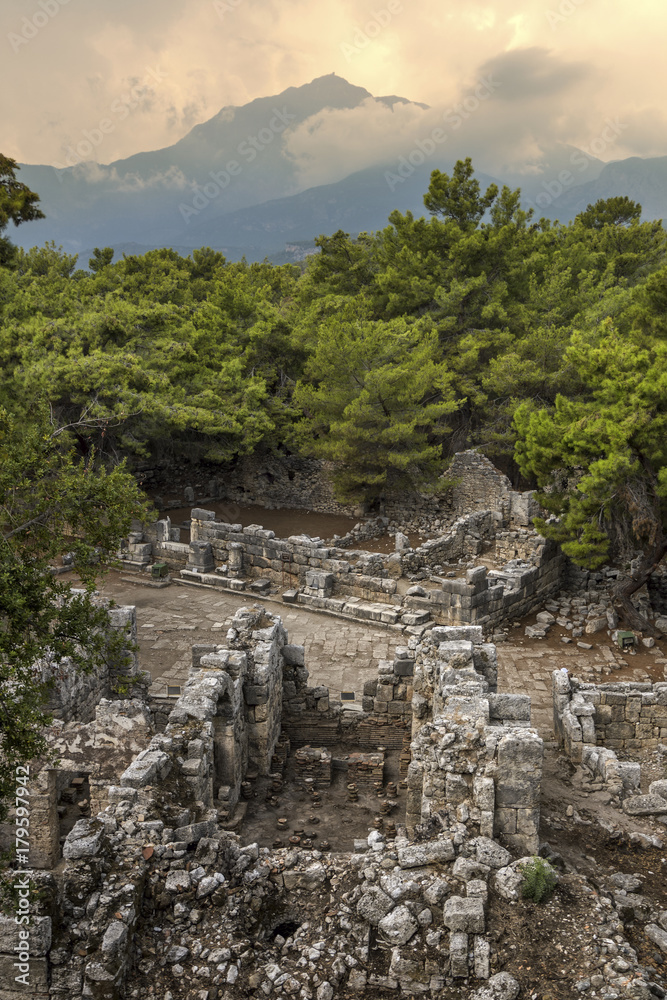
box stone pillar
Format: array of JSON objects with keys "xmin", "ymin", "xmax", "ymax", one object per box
[
  {"xmin": 228, "ymin": 542, "xmax": 244, "ymax": 578},
  {"xmin": 187, "ymin": 540, "xmax": 215, "ymax": 573},
  {"xmin": 495, "ymin": 729, "xmax": 543, "ymax": 855},
  {"xmin": 30, "ymin": 770, "xmax": 60, "ymax": 870}
]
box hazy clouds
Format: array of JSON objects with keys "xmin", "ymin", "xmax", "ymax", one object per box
[{"xmin": 1, "ymin": 0, "xmax": 665, "ymax": 166}]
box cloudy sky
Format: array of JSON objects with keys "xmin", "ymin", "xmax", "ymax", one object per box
[{"xmin": 1, "ymin": 0, "xmax": 665, "ymax": 168}]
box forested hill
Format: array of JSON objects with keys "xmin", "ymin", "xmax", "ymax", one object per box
[{"xmin": 2, "ymin": 160, "xmax": 666, "ymax": 592}]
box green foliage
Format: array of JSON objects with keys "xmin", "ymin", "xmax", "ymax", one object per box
[
  {"xmin": 89, "ymin": 247, "xmax": 114, "ymax": 272},
  {"xmin": 0, "ymin": 402, "xmax": 151, "ymax": 822},
  {"xmin": 514, "ymin": 315, "xmax": 667, "ymax": 569},
  {"xmin": 519, "ymin": 857, "xmax": 558, "ymax": 903},
  {"xmin": 1, "ymin": 157, "xmax": 666, "ymax": 517},
  {"xmin": 0, "ymin": 155, "xmax": 45, "ymax": 267},
  {"xmin": 424, "ymin": 157, "xmax": 499, "ymax": 229},
  {"xmin": 576, "ymin": 196, "xmax": 642, "ymax": 230}
]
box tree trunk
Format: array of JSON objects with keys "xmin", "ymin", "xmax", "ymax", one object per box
[{"xmin": 613, "ymin": 540, "xmax": 667, "ymax": 637}]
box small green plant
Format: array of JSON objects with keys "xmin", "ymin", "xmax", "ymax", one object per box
[{"xmin": 519, "ymin": 857, "xmax": 558, "ymax": 903}]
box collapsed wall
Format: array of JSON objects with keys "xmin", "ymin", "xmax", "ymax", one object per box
[
  {"xmin": 407, "ymin": 626, "xmax": 541, "ymax": 855},
  {"xmin": 5, "ymin": 601, "xmax": 549, "ymax": 1000},
  {"xmin": 43, "ymin": 602, "xmax": 139, "ymax": 723},
  {"xmin": 553, "ymin": 671, "xmax": 667, "ymax": 818}
]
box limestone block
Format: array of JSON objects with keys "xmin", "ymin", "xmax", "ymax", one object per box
[
  {"xmin": 474, "ymin": 935, "xmax": 491, "ymax": 979},
  {"xmin": 449, "ymin": 931, "xmax": 469, "ymax": 977},
  {"xmin": 172, "ymin": 819, "xmax": 217, "ymax": 844},
  {"xmin": 470, "ymin": 972, "xmax": 520, "ymax": 999},
  {"xmin": 0, "ymin": 955, "xmax": 48, "ymax": 991},
  {"xmin": 191, "ymin": 508, "xmax": 215, "ymax": 520},
  {"xmin": 492, "ymin": 866, "xmax": 522, "ymax": 901},
  {"xmin": 282, "ymin": 863, "xmax": 327, "ymax": 890},
  {"xmin": 245, "ymin": 684, "xmax": 269, "ymax": 706},
  {"xmin": 623, "ymin": 793, "xmax": 667, "ymax": 815},
  {"xmin": 580, "ymin": 715, "xmax": 596, "ymax": 743},
  {"xmin": 378, "ymin": 904, "xmax": 419, "ymax": 945},
  {"xmin": 398, "ymin": 839, "xmax": 455, "ymax": 868},
  {"xmin": 488, "ymin": 694, "xmax": 531, "ymax": 722},
  {"xmin": 187, "ymin": 540, "xmax": 215, "ymax": 573},
  {"xmin": 646, "ymin": 924, "xmax": 667, "ymax": 954},
  {"xmin": 443, "ymin": 896, "xmax": 485, "ymax": 934},
  {"xmin": 356, "ymin": 887, "xmax": 394, "ymax": 925},
  {"xmin": 474, "ymin": 837, "xmax": 512, "ymax": 870},
  {"xmin": 0, "ymin": 915, "xmax": 51, "ymax": 955},
  {"xmin": 585, "ymin": 616, "xmax": 607, "ymax": 634},
  {"xmin": 63, "ymin": 819, "xmax": 103, "ymax": 859},
  {"xmin": 452, "ymin": 857, "xmax": 490, "ymax": 882}
]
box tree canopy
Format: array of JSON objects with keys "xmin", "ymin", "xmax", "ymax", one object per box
[
  {"xmin": 0, "ymin": 401, "xmax": 150, "ymax": 820},
  {"xmin": 1, "ymin": 155, "xmax": 666, "ymax": 635}
]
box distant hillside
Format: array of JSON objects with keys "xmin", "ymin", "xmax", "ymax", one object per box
[{"xmin": 13, "ymin": 74, "xmax": 667, "ymax": 261}]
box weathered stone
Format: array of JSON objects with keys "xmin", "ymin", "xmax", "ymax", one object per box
[
  {"xmin": 470, "ymin": 972, "xmax": 521, "ymax": 1000},
  {"xmin": 623, "ymin": 793, "xmax": 667, "ymax": 815},
  {"xmin": 474, "ymin": 837, "xmax": 512, "ymax": 870},
  {"xmin": 398, "ymin": 840, "xmax": 455, "ymax": 868},
  {"xmin": 378, "ymin": 904, "xmax": 419, "ymax": 945},
  {"xmin": 443, "ymin": 896, "xmax": 485, "ymax": 933},
  {"xmin": 356, "ymin": 887, "xmax": 394, "ymax": 925},
  {"xmin": 63, "ymin": 819, "xmax": 103, "ymax": 859},
  {"xmin": 645, "ymin": 923, "xmax": 667, "ymax": 954}
]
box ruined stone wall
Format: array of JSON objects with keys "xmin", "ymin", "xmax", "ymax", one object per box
[
  {"xmin": 406, "ymin": 625, "xmax": 541, "ymax": 855},
  {"xmin": 144, "ymin": 502, "xmax": 564, "ymax": 633},
  {"xmin": 205, "ymin": 452, "xmax": 360, "ymax": 516},
  {"xmin": 404, "ymin": 544, "xmax": 564, "ymax": 629},
  {"xmin": 552, "ymin": 670, "xmax": 667, "ymax": 818},
  {"xmin": 44, "ymin": 604, "xmax": 139, "ymax": 724},
  {"xmin": 554, "ymin": 674, "xmax": 667, "ymax": 753}
]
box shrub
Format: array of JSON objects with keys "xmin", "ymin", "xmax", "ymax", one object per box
[{"xmin": 519, "ymin": 857, "xmax": 558, "ymax": 903}]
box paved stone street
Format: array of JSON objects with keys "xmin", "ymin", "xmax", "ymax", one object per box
[
  {"xmin": 99, "ymin": 574, "xmax": 394, "ymax": 704},
  {"xmin": 98, "ymin": 573, "xmax": 667, "ymax": 736}
]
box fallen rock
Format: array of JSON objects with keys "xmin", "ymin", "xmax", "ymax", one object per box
[
  {"xmin": 378, "ymin": 904, "xmax": 419, "ymax": 945},
  {"xmin": 623, "ymin": 793, "xmax": 667, "ymax": 816},
  {"xmin": 646, "ymin": 923, "xmax": 667, "ymax": 954},
  {"xmin": 356, "ymin": 887, "xmax": 394, "ymax": 925},
  {"xmin": 491, "ymin": 866, "xmax": 523, "ymax": 902},
  {"xmin": 470, "ymin": 971, "xmax": 521, "ymax": 1000},
  {"xmin": 397, "ymin": 839, "xmax": 455, "ymax": 868},
  {"xmin": 474, "ymin": 837, "xmax": 512, "ymax": 870},
  {"xmin": 443, "ymin": 896, "xmax": 485, "ymax": 933}
]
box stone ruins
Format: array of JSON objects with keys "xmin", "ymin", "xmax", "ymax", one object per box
[{"xmin": 1, "ymin": 450, "xmax": 666, "ymax": 1000}]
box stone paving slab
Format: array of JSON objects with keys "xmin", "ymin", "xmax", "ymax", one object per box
[
  {"xmin": 98, "ymin": 573, "xmax": 665, "ymax": 733},
  {"xmin": 98, "ymin": 573, "xmax": 393, "ymax": 703}
]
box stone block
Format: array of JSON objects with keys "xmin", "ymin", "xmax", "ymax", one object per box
[
  {"xmin": 398, "ymin": 840, "xmax": 455, "ymax": 868},
  {"xmin": 443, "ymin": 896, "xmax": 485, "ymax": 934},
  {"xmin": 0, "ymin": 955, "xmax": 48, "ymax": 992},
  {"xmin": 63, "ymin": 819, "xmax": 103, "ymax": 859},
  {"xmin": 449, "ymin": 931, "xmax": 469, "ymax": 978},
  {"xmin": 244, "ymin": 684, "xmax": 269, "ymax": 706},
  {"xmin": 378, "ymin": 904, "xmax": 419, "ymax": 945},
  {"xmin": 0, "ymin": 915, "xmax": 51, "ymax": 955},
  {"xmin": 474, "ymin": 935, "xmax": 491, "ymax": 979},
  {"xmin": 488, "ymin": 694, "xmax": 531, "ymax": 722}
]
